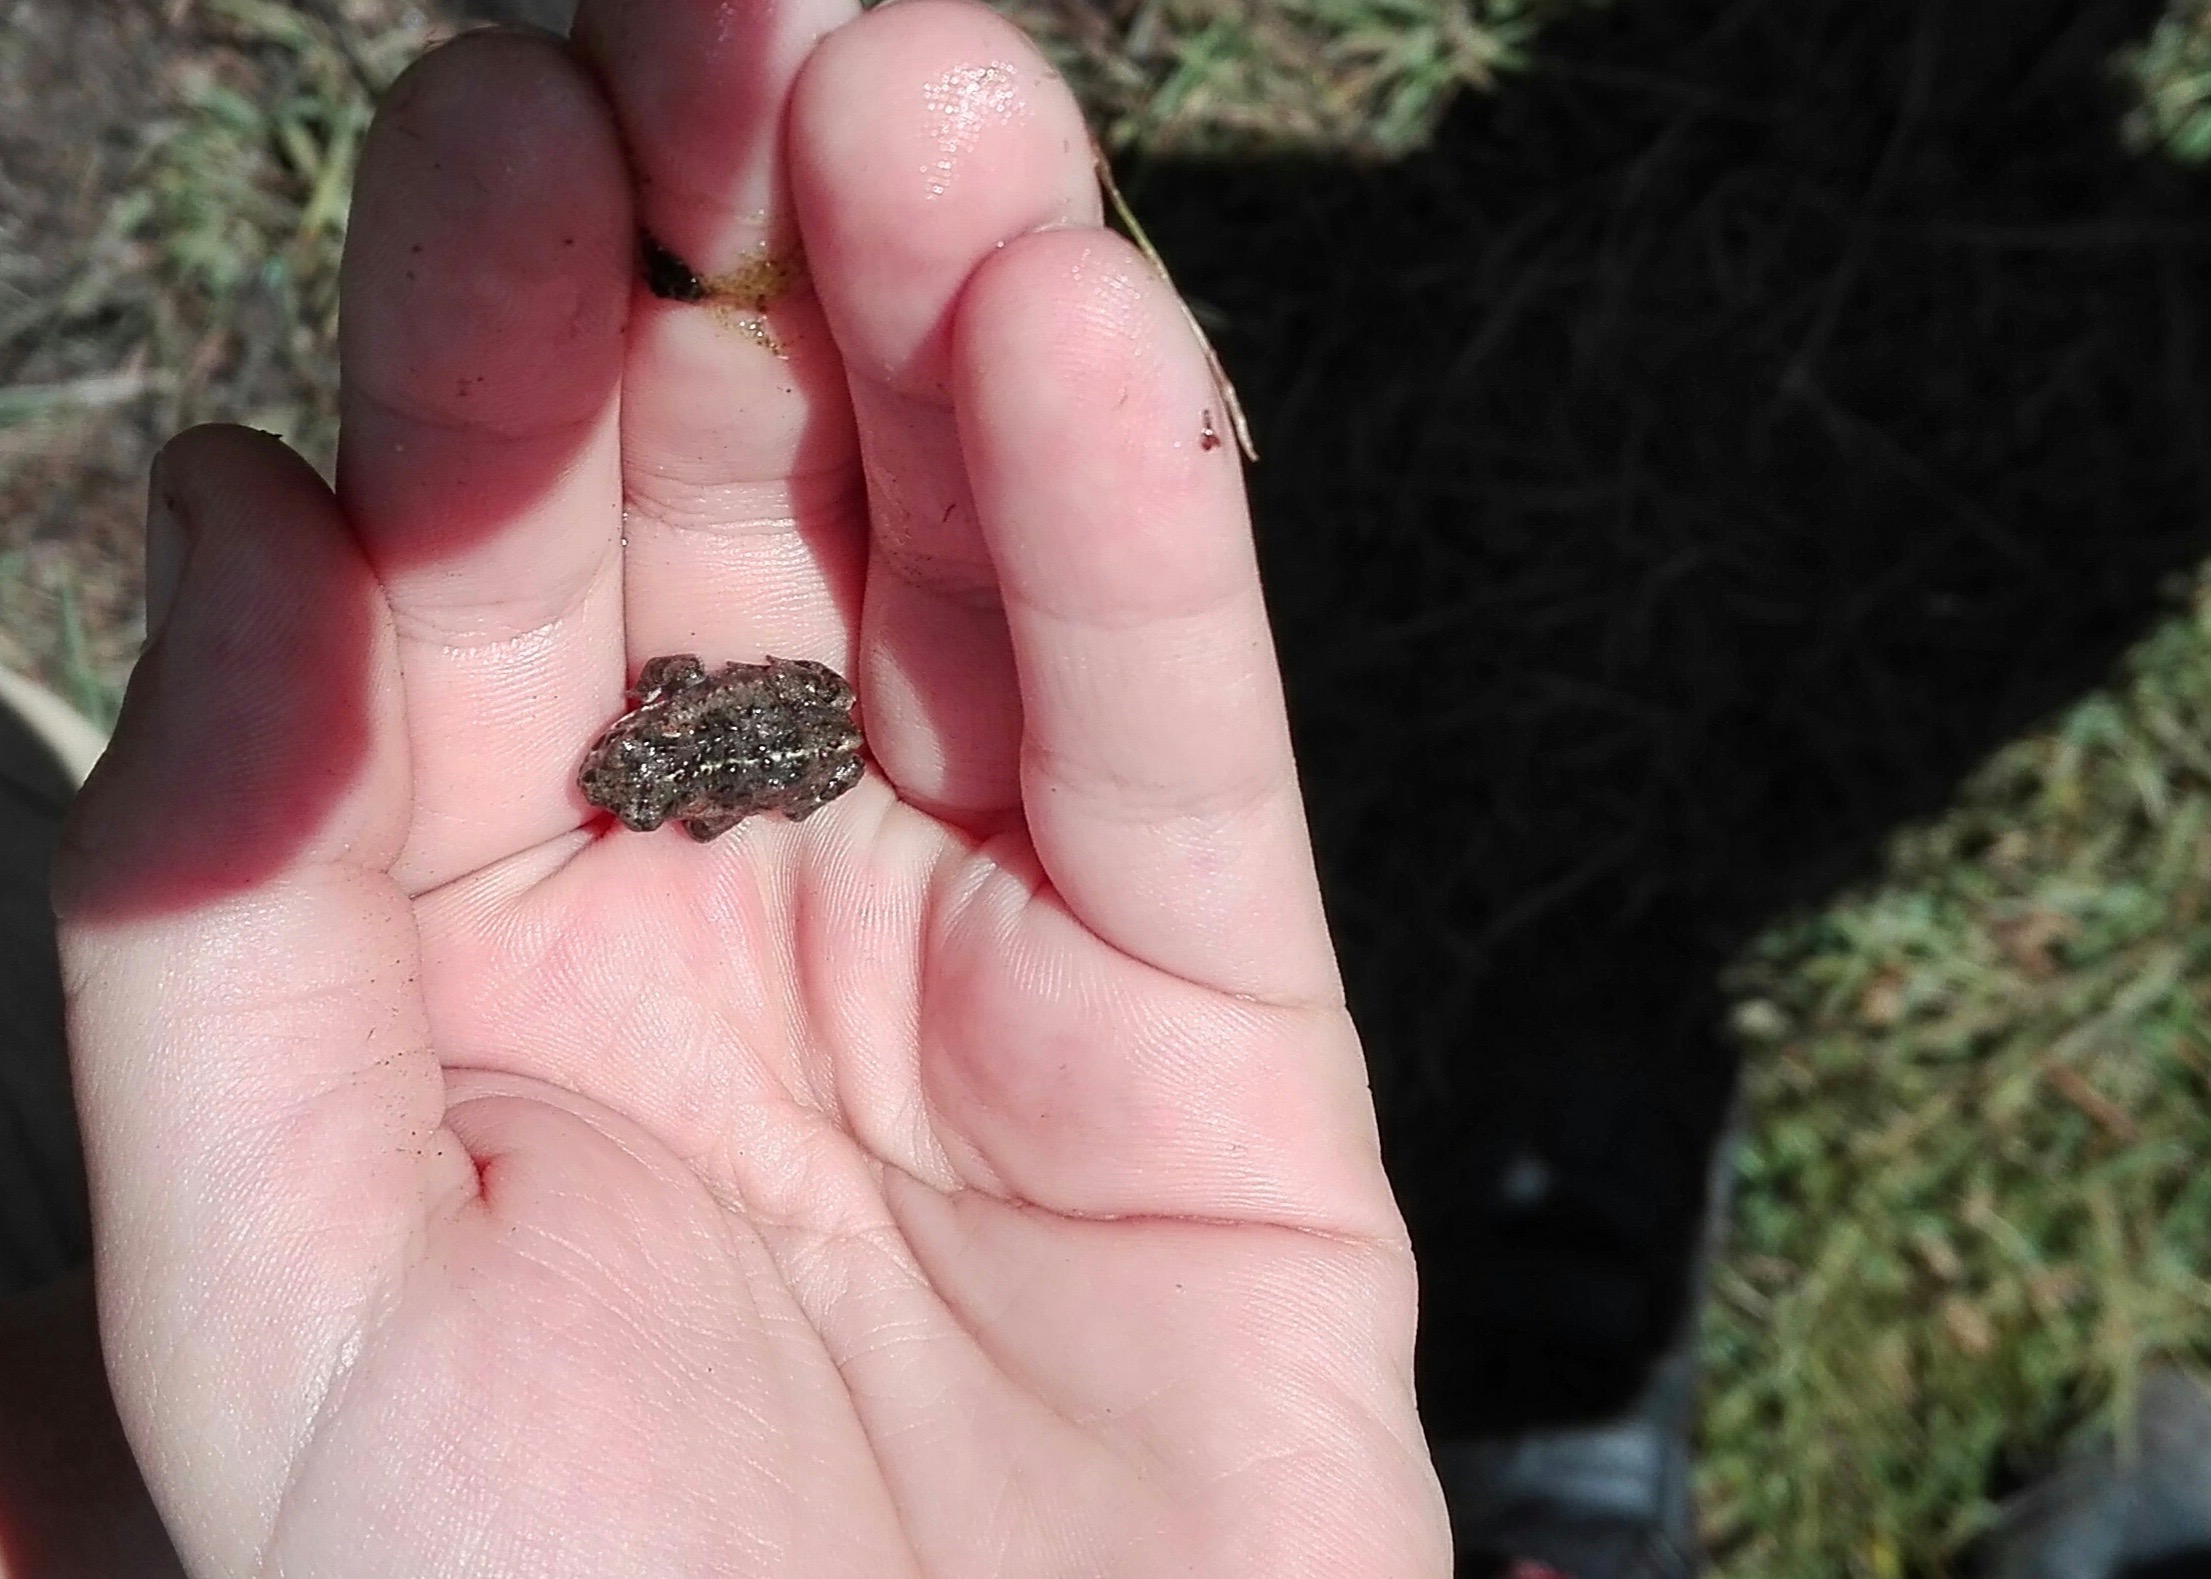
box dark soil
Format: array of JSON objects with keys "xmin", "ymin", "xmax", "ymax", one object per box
[
  {"xmin": 1124, "ymin": 0, "xmax": 2211, "ymax": 1436},
  {"xmin": 0, "ymin": 0, "xmax": 182, "ymax": 711},
  {"xmin": 0, "ymin": 0, "xmax": 498, "ymax": 715}
]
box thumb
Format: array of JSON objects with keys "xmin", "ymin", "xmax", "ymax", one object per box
[
  {"xmin": 52, "ymin": 427, "xmax": 470, "ymax": 1573},
  {"xmin": 59, "ymin": 425, "xmax": 407, "ymax": 920}
]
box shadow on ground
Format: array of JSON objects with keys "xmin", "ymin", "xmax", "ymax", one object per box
[{"xmin": 1122, "ymin": 0, "xmax": 2211, "ymax": 1437}]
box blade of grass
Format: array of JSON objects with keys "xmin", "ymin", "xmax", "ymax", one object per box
[{"xmin": 1092, "ymin": 137, "xmax": 1259, "ymax": 462}]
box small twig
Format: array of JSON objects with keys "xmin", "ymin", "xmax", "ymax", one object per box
[
  {"xmin": 2040, "ymin": 1056, "xmax": 2139, "ymax": 1144},
  {"xmin": 1091, "ymin": 136, "xmax": 1257, "ymax": 463}
]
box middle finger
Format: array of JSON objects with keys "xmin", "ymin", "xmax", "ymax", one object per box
[{"xmin": 572, "ymin": 0, "xmax": 870, "ymax": 675}]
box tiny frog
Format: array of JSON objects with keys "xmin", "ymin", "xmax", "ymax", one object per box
[{"xmin": 579, "ymin": 654, "xmax": 865, "ymax": 841}]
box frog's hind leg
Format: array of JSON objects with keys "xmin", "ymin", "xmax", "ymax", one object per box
[
  {"xmin": 785, "ymin": 756, "xmax": 866, "ymax": 822},
  {"xmin": 682, "ymin": 808, "xmax": 743, "ymax": 841}
]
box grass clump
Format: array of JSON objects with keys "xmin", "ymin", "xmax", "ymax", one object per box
[
  {"xmin": 996, "ymin": 0, "xmax": 1589, "ymax": 157},
  {"xmin": 2121, "ymin": 0, "xmax": 2211, "ymax": 162},
  {"xmin": 0, "ymin": 0, "xmax": 438, "ymax": 719},
  {"xmin": 136, "ymin": 0, "xmax": 432, "ymax": 467},
  {"xmin": 1702, "ymin": 576, "xmax": 2211, "ymax": 1579}
]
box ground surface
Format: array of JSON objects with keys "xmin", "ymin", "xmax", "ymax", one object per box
[
  {"xmin": 1705, "ymin": 575, "xmax": 2211, "ymax": 1574},
  {"xmin": 1, "ymin": 0, "xmax": 192, "ymax": 723},
  {"xmin": 0, "ymin": 0, "xmax": 448, "ymax": 722},
  {"xmin": 13, "ymin": 3, "xmax": 2211, "ymax": 1576},
  {"xmin": 1162, "ymin": 0, "xmax": 2211, "ymax": 1438}
]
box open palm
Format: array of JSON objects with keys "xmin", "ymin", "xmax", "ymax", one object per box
[{"xmin": 54, "ymin": 1, "xmax": 1446, "ymax": 1573}]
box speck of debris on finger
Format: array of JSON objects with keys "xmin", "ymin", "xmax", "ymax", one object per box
[{"xmin": 637, "ymin": 230, "xmax": 809, "ymax": 356}]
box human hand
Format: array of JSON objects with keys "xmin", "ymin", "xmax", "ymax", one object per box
[{"xmin": 54, "ymin": 1, "xmax": 1448, "ymax": 1572}]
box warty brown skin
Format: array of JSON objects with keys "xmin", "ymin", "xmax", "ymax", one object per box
[{"xmin": 578, "ymin": 654, "xmax": 865, "ymax": 840}]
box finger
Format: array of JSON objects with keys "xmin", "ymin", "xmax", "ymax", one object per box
[
  {"xmin": 54, "ymin": 428, "xmax": 472, "ymax": 1571},
  {"xmin": 572, "ymin": 0, "xmax": 869, "ymax": 671},
  {"xmin": 339, "ymin": 30, "xmax": 632, "ymax": 893},
  {"xmin": 953, "ymin": 230, "xmax": 1340, "ymax": 1004},
  {"xmin": 789, "ymin": 0, "xmax": 1100, "ymax": 820}
]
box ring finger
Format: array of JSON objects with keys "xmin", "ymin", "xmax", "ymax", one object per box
[{"xmin": 788, "ymin": 0, "xmax": 1100, "ymax": 821}]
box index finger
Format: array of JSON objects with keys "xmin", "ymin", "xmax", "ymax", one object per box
[{"xmin": 337, "ymin": 32, "xmax": 633, "ymax": 893}]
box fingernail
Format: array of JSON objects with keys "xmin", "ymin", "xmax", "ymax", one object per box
[{"xmin": 143, "ymin": 458, "xmax": 192, "ymax": 643}]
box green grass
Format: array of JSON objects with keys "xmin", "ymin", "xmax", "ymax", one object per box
[
  {"xmin": 132, "ymin": 0, "xmax": 433, "ymax": 469},
  {"xmin": 0, "ymin": 0, "xmax": 443, "ymax": 717},
  {"xmin": 997, "ymin": 0, "xmax": 1585, "ymax": 157},
  {"xmin": 2121, "ymin": 0, "xmax": 2211, "ymax": 162},
  {"xmin": 0, "ymin": 551, "xmax": 123, "ymax": 727},
  {"xmin": 1703, "ymin": 576, "xmax": 2211, "ymax": 1578}
]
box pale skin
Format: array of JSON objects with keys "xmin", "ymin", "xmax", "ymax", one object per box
[{"xmin": 35, "ymin": 0, "xmax": 1451, "ymax": 1573}]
